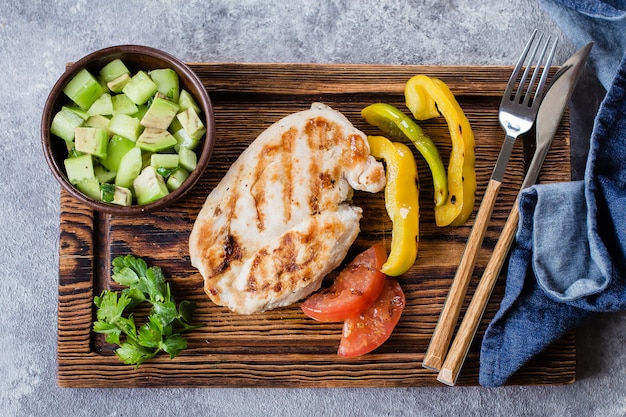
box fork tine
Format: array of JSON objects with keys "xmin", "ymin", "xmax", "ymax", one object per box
[
  {"xmin": 515, "ymin": 33, "xmax": 545, "ymax": 105},
  {"xmin": 529, "ymin": 37, "xmax": 557, "ymax": 109},
  {"xmin": 502, "ymin": 29, "xmax": 537, "ymax": 101}
]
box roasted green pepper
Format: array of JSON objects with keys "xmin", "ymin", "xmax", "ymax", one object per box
[
  {"xmin": 405, "ymin": 75, "xmax": 476, "ymax": 226},
  {"xmin": 367, "ymin": 135, "xmax": 419, "ymax": 276},
  {"xmin": 361, "ymin": 103, "xmax": 447, "ymax": 207}
]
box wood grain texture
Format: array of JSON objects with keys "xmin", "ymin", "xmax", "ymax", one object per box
[{"xmin": 57, "ymin": 63, "xmax": 575, "ymax": 388}]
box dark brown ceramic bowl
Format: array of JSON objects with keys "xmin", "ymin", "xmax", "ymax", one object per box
[{"xmin": 41, "ymin": 45, "xmax": 215, "ymax": 215}]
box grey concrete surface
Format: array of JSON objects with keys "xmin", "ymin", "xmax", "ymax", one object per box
[{"xmin": 1, "ymin": 1, "xmax": 624, "ymax": 416}]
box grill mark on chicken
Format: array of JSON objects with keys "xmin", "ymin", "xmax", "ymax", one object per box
[
  {"xmin": 348, "ymin": 133, "xmax": 368, "ymax": 165},
  {"xmin": 306, "ymin": 117, "xmax": 340, "ymax": 215},
  {"xmin": 280, "ymin": 128, "xmax": 295, "ymax": 224},
  {"xmin": 251, "ymin": 144, "xmax": 276, "ymax": 231}
]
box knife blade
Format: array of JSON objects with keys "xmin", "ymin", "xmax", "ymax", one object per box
[
  {"xmin": 436, "ymin": 42, "xmax": 593, "ymax": 386},
  {"xmin": 524, "ymin": 42, "xmax": 593, "ymax": 189}
]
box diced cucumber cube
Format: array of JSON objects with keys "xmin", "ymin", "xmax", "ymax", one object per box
[
  {"xmin": 108, "ymin": 113, "xmax": 142, "ymax": 142},
  {"xmin": 100, "ymin": 183, "xmax": 132, "ymax": 206},
  {"xmin": 62, "ymin": 105, "xmax": 89, "ymax": 121},
  {"xmin": 150, "ymin": 153, "xmax": 179, "ymax": 169},
  {"xmin": 50, "ymin": 107, "xmax": 85, "ymax": 142},
  {"xmin": 133, "ymin": 166, "xmax": 169, "ymax": 205},
  {"xmin": 131, "ymin": 104, "xmax": 149, "ymax": 121},
  {"xmin": 115, "ymin": 146, "xmax": 142, "ymax": 188},
  {"xmin": 65, "ymin": 141, "xmax": 76, "ymax": 153},
  {"xmin": 150, "ymin": 68, "xmax": 180, "ymax": 102},
  {"xmin": 74, "ymin": 127, "xmax": 108, "ymax": 158},
  {"xmin": 64, "ymin": 153, "xmax": 95, "ymax": 185},
  {"xmin": 122, "ymin": 70, "xmax": 158, "ymax": 105},
  {"xmin": 99, "ymin": 59, "xmax": 130, "ymax": 83},
  {"xmin": 111, "ymin": 93, "xmax": 138, "ymax": 115},
  {"xmin": 178, "ymin": 89, "xmax": 201, "ymax": 114},
  {"xmin": 87, "ymin": 92, "xmax": 113, "ymax": 116},
  {"xmin": 173, "ymin": 128, "xmax": 200, "ymax": 151},
  {"xmin": 136, "ymin": 128, "xmax": 177, "ymax": 152},
  {"xmin": 176, "ymin": 108, "xmax": 206, "ymax": 141},
  {"xmin": 168, "ymin": 116, "xmax": 183, "ymax": 133},
  {"xmin": 94, "ymin": 165, "xmax": 117, "ymax": 183},
  {"xmin": 178, "ymin": 147, "xmax": 197, "ymax": 172},
  {"xmin": 76, "ymin": 177, "xmax": 102, "ymax": 201},
  {"xmin": 107, "ymin": 73, "xmax": 131, "ymax": 93},
  {"xmin": 84, "ymin": 114, "xmax": 111, "ymax": 132},
  {"xmin": 100, "ymin": 135, "xmax": 135, "ymax": 172},
  {"xmin": 150, "ymin": 153, "xmax": 178, "ymax": 169},
  {"xmin": 166, "ymin": 167, "xmax": 189, "ymax": 191},
  {"xmin": 141, "ymin": 150, "xmax": 153, "ymax": 170},
  {"xmin": 63, "ymin": 68, "xmax": 105, "ymax": 110},
  {"xmin": 140, "ymin": 97, "xmax": 180, "ymax": 129}
]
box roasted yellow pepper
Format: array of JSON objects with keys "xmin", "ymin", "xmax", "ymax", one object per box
[
  {"xmin": 367, "ymin": 135, "xmax": 419, "ymax": 276},
  {"xmin": 405, "ymin": 75, "xmax": 476, "ymax": 226},
  {"xmin": 362, "ymin": 103, "xmax": 447, "ymax": 207}
]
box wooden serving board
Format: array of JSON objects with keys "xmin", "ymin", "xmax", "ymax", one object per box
[{"xmin": 57, "ymin": 63, "xmax": 576, "ymax": 388}]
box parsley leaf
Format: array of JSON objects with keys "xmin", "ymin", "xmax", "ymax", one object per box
[{"xmin": 93, "ymin": 255, "xmax": 202, "ymax": 367}]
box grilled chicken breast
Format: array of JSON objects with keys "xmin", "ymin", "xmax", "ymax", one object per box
[{"xmin": 189, "ymin": 103, "xmax": 385, "ymax": 314}]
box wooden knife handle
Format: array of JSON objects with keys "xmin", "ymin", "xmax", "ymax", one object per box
[
  {"xmin": 423, "ymin": 178, "xmax": 501, "ymax": 372},
  {"xmin": 437, "ymin": 201, "xmax": 520, "ymax": 386}
]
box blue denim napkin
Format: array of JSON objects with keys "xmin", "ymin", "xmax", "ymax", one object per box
[
  {"xmin": 479, "ymin": 1, "xmax": 626, "ymax": 387},
  {"xmin": 539, "ymin": 0, "xmax": 626, "ymax": 90}
]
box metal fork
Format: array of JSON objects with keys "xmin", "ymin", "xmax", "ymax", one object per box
[{"xmin": 422, "ymin": 30, "xmax": 557, "ymax": 373}]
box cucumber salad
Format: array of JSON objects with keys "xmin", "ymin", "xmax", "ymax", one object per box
[{"xmin": 50, "ymin": 58, "xmax": 206, "ymax": 207}]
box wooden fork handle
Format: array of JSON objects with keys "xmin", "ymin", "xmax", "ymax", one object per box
[
  {"xmin": 423, "ymin": 178, "xmax": 502, "ymax": 371},
  {"xmin": 437, "ymin": 201, "xmax": 520, "ymax": 386}
]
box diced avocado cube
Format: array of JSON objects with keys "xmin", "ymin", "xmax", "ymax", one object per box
[
  {"xmin": 115, "ymin": 146, "xmax": 142, "ymax": 188},
  {"xmin": 63, "ymin": 68, "xmax": 105, "ymax": 110},
  {"xmin": 140, "ymin": 97, "xmax": 180, "ymax": 129},
  {"xmin": 166, "ymin": 167, "xmax": 189, "ymax": 192},
  {"xmin": 133, "ymin": 166, "xmax": 169, "ymax": 205},
  {"xmin": 100, "ymin": 135, "xmax": 136, "ymax": 172},
  {"xmin": 87, "ymin": 92, "xmax": 113, "ymax": 116},
  {"xmin": 76, "ymin": 177, "xmax": 102, "ymax": 201},
  {"xmin": 84, "ymin": 114, "xmax": 111, "ymax": 132},
  {"xmin": 136, "ymin": 128, "xmax": 177, "ymax": 152},
  {"xmin": 64, "ymin": 153, "xmax": 95, "ymax": 185},
  {"xmin": 74, "ymin": 127, "xmax": 109, "ymax": 158},
  {"xmin": 100, "ymin": 183, "xmax": 132, "ymax": 206},
  {"xmin": 150, "ymin": 153, "xmax": 179, "ymax": 169},
  {"xmin": 178, "ymin": 147, "xmax": 197, "ymax": 172},
  {"xmin": 94, "ymin": 165, "xmax": 117, "ymax": 183},
  {"xmin": 150, "ymin": 68, "xmax": 180, "ymax": 102},
  {"xmin": 176, "ymin": 108, "xmax": 206, "ymax": 141},
  {"xmin": 122, "ymin": 70, "xmax": 158, "ymax": 105},
  {"xmin": 50, "ymin": 107, "xmax": 85, "ymax": 142},
  {"xmin": 111, "ymin": 93, "xmax": 138, "ymax": 115},
  {"xmin": 108, "ymin": 113, "xmax": 142, "ymax": 142},
  {"xmin": 106, "ymin": 73, "xmax": 131, "ymax": 93},
  {"xmin": 99, "ymin": 59, "xmax": 130, "ymax": 83},
  {"xmin": 177, "ymin": 89, "xmax": 201, "ymax": 114},
  {"xmin": 173, "ymin": 128, "xmax": 200, "ymax": 151}
]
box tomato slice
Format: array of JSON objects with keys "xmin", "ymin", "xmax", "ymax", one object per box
[
  {"xmin": 301, "ymin": 244, "xmax": 387, "ymax": 322},
  {"xmin": 337, "ymin": 278, "xmax": 405, "ymax": 358}
]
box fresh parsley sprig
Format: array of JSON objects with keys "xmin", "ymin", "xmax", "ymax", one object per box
[{"xmin": 93, "ymin": 255, "xmax": 202, "ymax": 367}]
